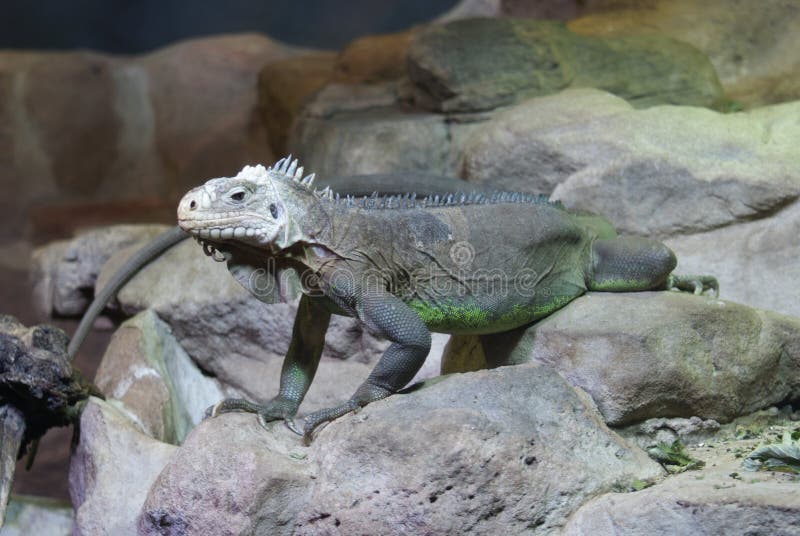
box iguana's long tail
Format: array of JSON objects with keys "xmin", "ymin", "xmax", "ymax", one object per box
[{"xmin": 67, "ymin": 225, "xmax": 188, "ymax": 360}]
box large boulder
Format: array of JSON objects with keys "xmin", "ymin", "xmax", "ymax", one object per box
[
  {"xmin": 290, "ymin": 16, "xmax": 727, "ymax": 180},
  {"xmin": 406, "ymin": 18, "xmax": 724, "ymax": 113},
  {"xmin": 139, "ymin": 365, "xmax": 662, "ymax": 535},
  {"xmin": 443, "ymin": 292, "xmax": 800, "ymax": 426},
  {"xmin": 460, "ymin": 89, "xmax": 800, "ymax": 237}
]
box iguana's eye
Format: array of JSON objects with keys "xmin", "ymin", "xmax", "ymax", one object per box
[
  {"xmin": 230, "ymin": 190, "xmax": 246, "ymax": 202},
  {"xmin": 269, "ymin": 203, "xmax": 279, "ymax": 218}
]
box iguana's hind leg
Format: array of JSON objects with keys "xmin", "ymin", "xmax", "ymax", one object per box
[
  {"xmin": 587, "ymin": 237, "xmax": 678, "ymax": 291},
  {"xmin": 205, "ymin": 295, "xmax": 330, "ymax": 435},
  {"xmin": 587, "ymin": 237, "xmax": 718, "ymax": 296},
  {"xmin": 302, "ymin": 291, "xmax": 431, "ymax": 443}
]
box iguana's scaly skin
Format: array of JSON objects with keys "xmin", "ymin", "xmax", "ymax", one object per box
[{"xmin": 177, "ymin": 158, "xmax": 717, "ymax": 442}]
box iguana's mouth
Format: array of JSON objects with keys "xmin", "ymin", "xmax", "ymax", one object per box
[{"xmin": 193, "ymin": 236, "xmax": 231, "ymax": 263}]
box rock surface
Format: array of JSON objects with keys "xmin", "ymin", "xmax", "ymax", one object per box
[
  {"xmin": 460, "ymin": 89, "xmax": 800, "ymax": 237},
  {"xmin": 569, "ymin": 0, "xmax": 800, "ymax": 108},
  {"xmin": 443, "ymin": 292, "xmax": 800, "ymax": 426},
  {"xmin": 69, "ymin": 398, "xmax": 177, "ymax": 536},
  {"xmin": 139, "ymin": 415, "xmax": 311, "ymax": 536},
  {"xmin": 94, "ymin": 310, "xmax": 230, "ymax": 444},
  {"xmin": 290, "ymin": 83, "xmax": 463, "ymax": 177},
  {"xmin": 1, "ymin": 495, "xmax": 73, "ymax": 536},
  {"xmin": 31, "ymin": 224, "xmax": 168, "ymax": 316},
  {"xmin": 407, "ymin": 18, "xmax": 723, "ymax": 113},
  {"xmin": 139, "ymin": 365, "xmax": 663, "ymax": 535},
  {"xmin": 666, "ymin": 200, "xmax": 800, "ymax": 318},
  {"xmin": 332, "ymin": 30, "xmax": 414, "ymax": 84},
  {"xmin": 563, "ymin": 457, "xmax": 800, "ymax": 535},
  {"xmin": 258, "ymin": 52, "xmax": 337, "ymax": 156}
]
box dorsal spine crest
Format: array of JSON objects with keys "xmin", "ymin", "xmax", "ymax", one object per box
[{"xmin": 266, "ymin": 156, "xmax": 565, "ymax": 211}]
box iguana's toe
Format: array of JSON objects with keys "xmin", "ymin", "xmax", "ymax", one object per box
[
  {"xmin": 204, "ymin": 398, "xmax": 262, "ymax": 419},
  {"xmin": 667, "ymin": 274, "xmax": 719, "ymax": 298},
  {"xmin": 204, "ymin": 397, "xmax": 299, "ymax": 430},
  {"xmin": 302, "ymin": 400, "xmax": 360, "ymax": 444}
]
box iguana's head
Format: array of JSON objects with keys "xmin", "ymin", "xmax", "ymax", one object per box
[{"xmin": 177, "ymin": 158, "xmax": 327, "ymax": 251}]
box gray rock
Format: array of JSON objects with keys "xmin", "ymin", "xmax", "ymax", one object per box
[
  {"xmin": 31, "ymin": 224, "xmax": 168, "ymax": 316},
  {"xmin": 0, "ymin": 406, "xmax": 24, "ymax": 529},
  {"xmin": 95, "ymin": 310, "xmax": 230, "ymax": 444},
  {"xmin": 139, "ymin": 415, "xmax": 311, "ymax": 536},
  {"xmin": 665, "ymin": 199, "xmax": 800, "ymax": 318},
  {"xmin": 618, "ymin": 416, "xmax": 722, "ymax": 451},
  {"xmin": 70, "ymin": 398, "xmax": 177, "ymax": 536},
  {"xmin": 290, "ymin": 83, "xmax": 459, "ymax": 177},
  {"xmin": 460, "ymin": 89, "xmax": 800, "ymax": 236},
  {"xmin": 443, "ymin": 292, "xmax": 800, "ymax": 426},
  {"xmin": 301, "ymin": 364, "xmax": 662, "ymax": 535},
  {"xmin": 1, "ymin": 495, "xmax": 72, "ymax": 536},
  {"xmin": 139, "ymin": 365, "xmax": 662, "ymax": 535},
  {"xmin": 407, "ymin": 18, "xmax": 723, "ymax": 113},
  {"xmin": 563, "ymin": 457, "xmax": 800, "ymax": 536}
]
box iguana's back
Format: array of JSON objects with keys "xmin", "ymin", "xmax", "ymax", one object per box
[{"xmin": 313, "ymin": 196, "xmax": 592, "ymax": 334}]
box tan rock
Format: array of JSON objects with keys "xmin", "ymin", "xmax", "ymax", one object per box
[
  {"xmin": 569, "ymin": 0, "xmax": 800, "ymax": 107},
  {"xmin": 332, "ymin": 30, "xmax": 414, "ymax": 84},
  {"xmin": 258, "ymin": 51, "xmax": 337, "ymax": 156}
]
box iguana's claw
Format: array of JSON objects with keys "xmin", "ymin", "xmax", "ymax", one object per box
[
  {"xmin": 667, "ymin": 274, "xmax": 719, "ymax": 298},
  {"xmin": 302, "ymin": 400, "xmax": 360, "ymax": 445},
  {"xmin": 284, "ymin": 418, "xmax": 303, "ymax": 436},
  {"xmin": 203, "ymin": 397, "xmax": 300, "ymax": 431}
]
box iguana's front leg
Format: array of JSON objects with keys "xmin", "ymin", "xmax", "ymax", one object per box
[
  {"xmin": 302, "ymin": 290, "xmax": 432, "ymax": 443},
  {"xmin": 206, "ymin": 294, "xmax": 330, "ymax": 433}
]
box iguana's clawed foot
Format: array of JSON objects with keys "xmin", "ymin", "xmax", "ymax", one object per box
[
  {"xmin": 667, "ymin": 274, "xmax": 719, "ymax": 298},
  {"xmin": 301, "ymin": 400, "xmax": 360, "ymax": 445},
  {"xmin": 204, "ymin": 397, "xmax": 300, "ymax": 434}
]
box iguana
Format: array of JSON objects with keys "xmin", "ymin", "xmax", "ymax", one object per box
[{"xmin": 164, "ymin": 157, "xmax": 717, "ymax": 442}]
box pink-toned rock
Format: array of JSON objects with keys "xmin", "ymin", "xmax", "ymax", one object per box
[
  {"xmin": 69, "ymin": 398, "xmax": 177, "ymax": 536},
  {"xmin": 0, "ymin": 34, "xmax": 299, "ymax": 244}
]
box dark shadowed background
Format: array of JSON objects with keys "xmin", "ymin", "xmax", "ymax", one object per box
[{"xmin": 0, "ymin": 0, "xmax": 458, "ymax": 52}]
